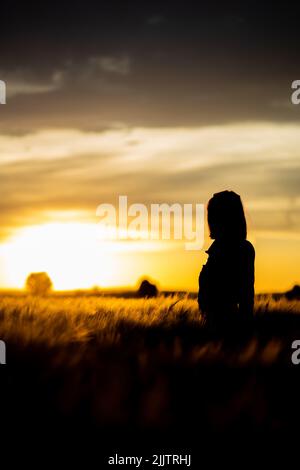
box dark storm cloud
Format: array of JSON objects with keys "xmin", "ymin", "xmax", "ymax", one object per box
[{"xmin": 0, "ymin": 1, "xmax": 300, "ymax": 132}]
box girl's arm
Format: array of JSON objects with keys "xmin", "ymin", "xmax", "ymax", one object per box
[{"xmin": 239, "ymin": 241, "xmax": 255, "ymax": 319}]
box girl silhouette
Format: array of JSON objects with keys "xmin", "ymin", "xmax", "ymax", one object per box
[{"xmin": 198, "ymin": 191, "xmax": 255, "ymax": 331}]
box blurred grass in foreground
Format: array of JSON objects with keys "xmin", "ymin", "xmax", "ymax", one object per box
[{"xmin": 0, "ymin": 294, "xmax": 300, "ymax": 444}]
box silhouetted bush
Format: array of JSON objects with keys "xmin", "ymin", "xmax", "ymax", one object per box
[
  {"xmin": 285, "ymin": 285, "xmax": 300, "ymax": 300},
  {"xmin": 137, "ymin": 279, "xmax": 158, "ymax": 298},
  {"xmin": 26, "ymin": 272, "xmax": 53, "ymax": 296}
]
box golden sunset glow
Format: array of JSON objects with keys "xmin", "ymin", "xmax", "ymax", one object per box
[
  {"xmin": 0, "ymin": 222, "xmax": 182, "ymax": 290},
  {"xmin": 0, "ymin": 223, "xmax": 119, "ymax": 289},
  {"xmin": 0, "ymin": 122, "xmax": 299, "ymax": 293},
  {"xmin": 0, "ymin": 216, "xmax": 298, "ymax": 293}
]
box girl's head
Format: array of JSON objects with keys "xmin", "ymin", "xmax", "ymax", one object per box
[{"xmin": 207, "ymin": 190, "xmax": 247, "ymax": 240}]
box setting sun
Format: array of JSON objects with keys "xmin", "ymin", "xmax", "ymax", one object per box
[{"xmin": 0, "ymin": 223, "xmax": 121, "ymax": 290}]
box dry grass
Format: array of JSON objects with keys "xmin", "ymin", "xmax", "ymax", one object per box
[
  {"xmin": 0, "ymin": 294, "xmax": 200, "ymax": 345},
  {"xmin": 1, "ymin": 294, "xmax": 300, "ymax": 446},
  {"xmin": 0, "ymin": 293, "xmax": 299, "ymax": 343}
]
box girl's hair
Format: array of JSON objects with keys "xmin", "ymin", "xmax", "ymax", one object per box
[{"xmin": 207, "ymin": 190, "xmax": 247, "ymax": 240}]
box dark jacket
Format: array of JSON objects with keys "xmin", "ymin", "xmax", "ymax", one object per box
[{"xmin": 198, "ymin": 238, "xmax": 255, "ymax": 329}]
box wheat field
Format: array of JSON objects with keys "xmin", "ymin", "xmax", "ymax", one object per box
[{"xmin": 1, "ymin": 294, "xmax": 300, "ymax": 454}]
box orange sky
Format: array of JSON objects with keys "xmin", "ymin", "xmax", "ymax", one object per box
[
  {"xmin": 1, "ymin": 7, "xmax": 300, "ymax": 295},
  {"xmin": 0, "ymin": 124, "xmax": 299, "ymax": 293},
  {"xmin": 1, "ymin": 5, "xmax": 300, "ymax": 294}
]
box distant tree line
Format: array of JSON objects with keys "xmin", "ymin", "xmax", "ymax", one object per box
[{"xmin": 25, "ymin": 272, "xmax": 158, "ymax": 298}]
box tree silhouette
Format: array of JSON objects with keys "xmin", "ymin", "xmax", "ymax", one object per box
[
  {"xmin": 285, "ymin": 285, "xmax": 300, "ymax": 300},
  {"xmin": 137, "ymin": 278, "xmax": 158, "ymax": 298},
  {"xmin": 26, "ymin": 272, "xmax": 53, "ymax": 296}
]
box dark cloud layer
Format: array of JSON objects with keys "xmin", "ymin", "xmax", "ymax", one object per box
[{"xmin": 0, "ymin": 1, "xmax": 300, "ymax": 132}]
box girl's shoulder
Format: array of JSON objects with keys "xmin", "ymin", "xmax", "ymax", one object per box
[
  {"xmin": 240, "ymin": 239, "xmax": 255, "ymax": 258},
  {"xmin": 206, "ymin": 239, "xmax": 255, "ymax": 262}
]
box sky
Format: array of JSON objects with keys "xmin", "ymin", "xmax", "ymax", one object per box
[{"xmin": 0, "ymin": 1, "xmax": 300, "ymax": 292}]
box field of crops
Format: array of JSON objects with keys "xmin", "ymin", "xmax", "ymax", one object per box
[{"xmin": 0, "ymin": 294, "xmax": 300, "ymax": 463}]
